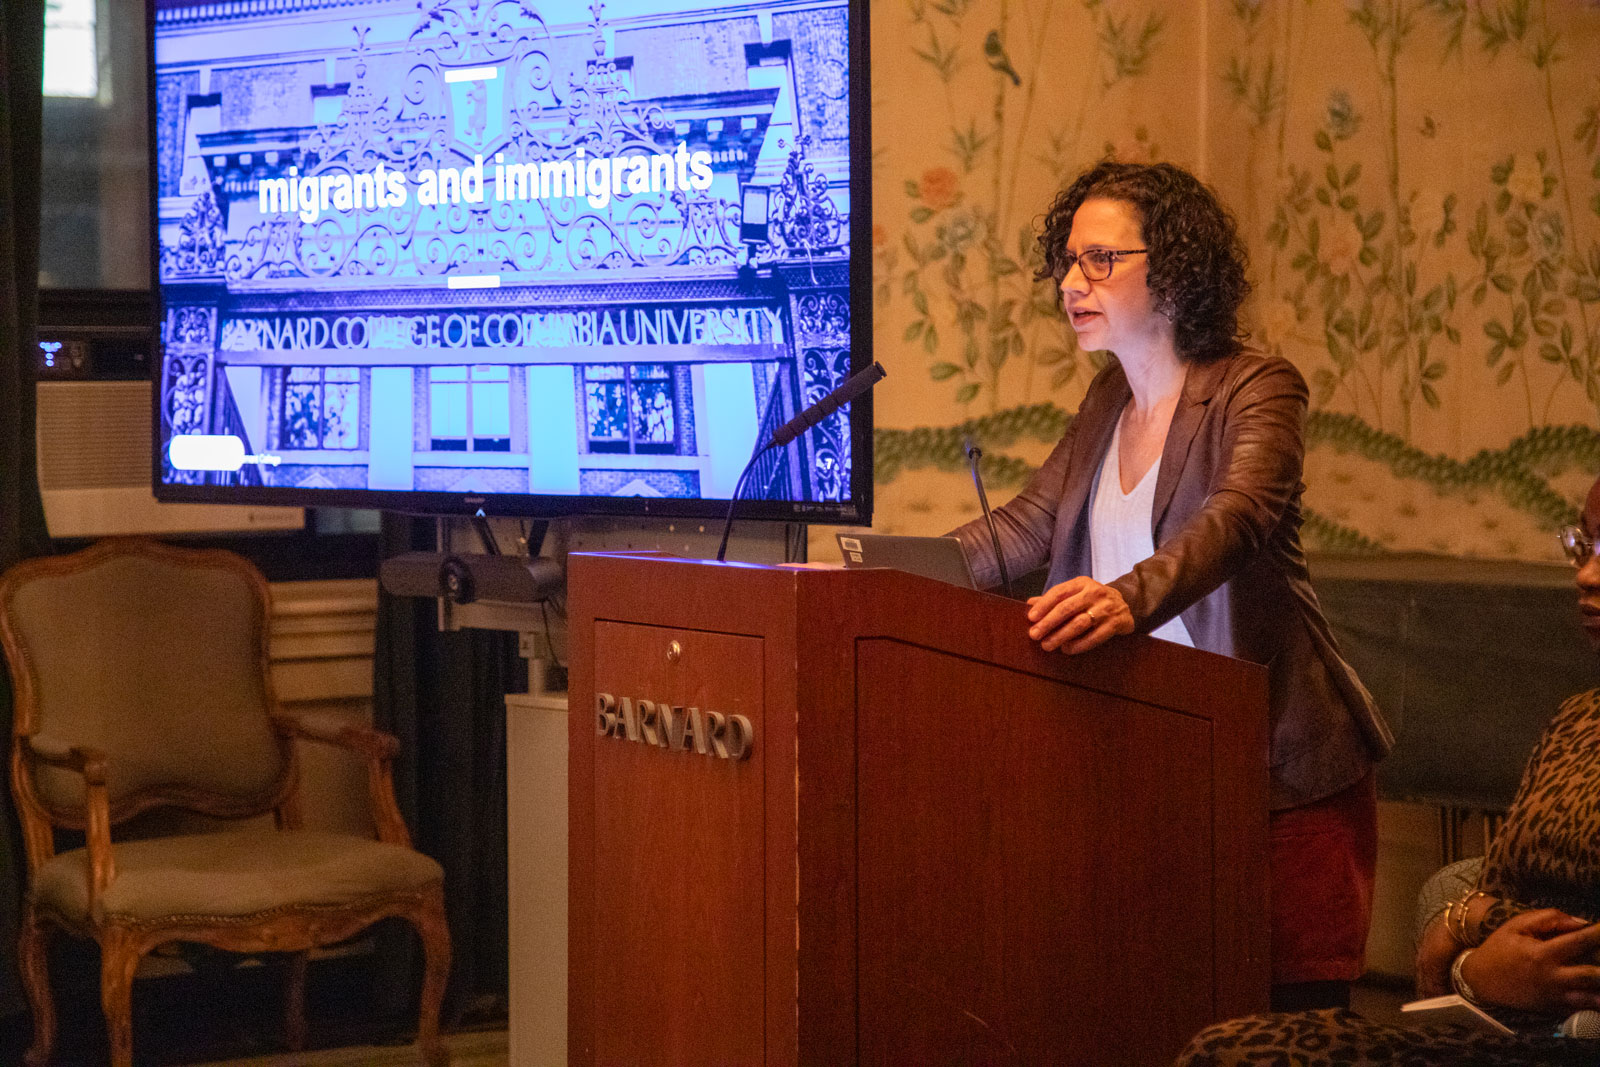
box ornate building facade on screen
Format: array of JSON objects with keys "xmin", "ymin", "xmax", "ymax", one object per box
[{"xmin": 153, "ymin": 0, "xmax": 853, "ymax": 507}]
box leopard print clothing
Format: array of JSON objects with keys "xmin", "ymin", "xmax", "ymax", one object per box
[
  {"xmin": 1478, "ymin": 686, "xmax": 1600, "ymax": 926},
  {"xmin": 1171, "ymin": 690, "xmax": 1600, "ymax": 1065},
  {"xmin": 1175, "ymin": 1009, "xmax": 1600, "ymax": 1067}
]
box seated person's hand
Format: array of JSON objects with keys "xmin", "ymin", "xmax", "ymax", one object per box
[
  {"xmin": 1415, "ymin": 911, "xmax": 1461, "ymax": 998},
  {"xmin": 1459, "ymin": 909, "xmax": 1600, "ymax": 1013},
  {"xmin": 1026, "ymin": 576, "xmax": 1134, "ymax": 654}
]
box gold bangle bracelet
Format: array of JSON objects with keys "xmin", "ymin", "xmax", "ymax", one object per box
[
  {"xmin": 1432, "ymin": 902, "xmax": 1465, "ymax": 948},
  {"xmin": 1445, "ymin": 894, "xmax": 1470, "ymax": 946},
  {"xmin": 1457, "ymin": 890, "xmax": 1492, "ymax": 947}
]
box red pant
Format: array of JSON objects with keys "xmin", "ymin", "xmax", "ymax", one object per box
[{"xmin": 1268, "ymin": 771, "xmax": 1378, "ymax": 984}]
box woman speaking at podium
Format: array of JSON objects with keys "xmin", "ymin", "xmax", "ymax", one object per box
[{"xmin": 949, "ymin": 160, "xmax": 1394, "ymax": 1013}]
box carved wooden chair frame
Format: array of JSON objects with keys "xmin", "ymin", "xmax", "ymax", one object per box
[{"xmin": 0, "ymin": 538, "xmax": 450, "ymax": 1067}]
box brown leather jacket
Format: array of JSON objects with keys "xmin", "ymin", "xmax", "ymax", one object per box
[{"xmin": 952, "ymin": 347, "xmax": 1394, "ymax": 810}]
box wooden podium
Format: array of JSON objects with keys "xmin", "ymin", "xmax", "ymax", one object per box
[{"xmin": 568, "ymin": 553, "xmax": 1269, "ymax": 1067}]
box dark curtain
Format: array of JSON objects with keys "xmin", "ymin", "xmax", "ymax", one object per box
[
  {"xmin": 0, "ymin": 0, "xmax": 51, "ymax": 1024},
  {"xmin": 372, "ymin": 515, "xmax": 515, "ymax": 1028}
]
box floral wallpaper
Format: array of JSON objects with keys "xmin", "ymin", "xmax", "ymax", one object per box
[{"xmin": 851, "ymin": 0, "xmax": 1600, "ymax": 562}]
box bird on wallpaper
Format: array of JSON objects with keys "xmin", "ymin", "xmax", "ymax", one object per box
[{"xmin": 983, "ymin": 31, "xmax": 1022, "ymax": 86}]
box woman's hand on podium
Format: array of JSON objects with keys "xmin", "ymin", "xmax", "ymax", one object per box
[{"xmin": 1026, "ymin": 576, "xmax": 1134, "ymax": 654}]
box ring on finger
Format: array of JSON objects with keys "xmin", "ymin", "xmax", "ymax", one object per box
[{"xmin": 1084, "ymin": 608, "xmax": 1097, "ymax": 625}]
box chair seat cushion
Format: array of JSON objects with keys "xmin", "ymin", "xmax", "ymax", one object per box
[{"xmin": 32, "ymin": 829, "xmax": 444, "ymax": 923}]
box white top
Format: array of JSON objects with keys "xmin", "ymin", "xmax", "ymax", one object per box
[{"xmin": 1088, "ymin": 417, "xmax": 1195, "ymax": 647}]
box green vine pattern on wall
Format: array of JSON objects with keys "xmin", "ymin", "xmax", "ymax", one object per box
[
  {"xmin": 1234, "ymin": 0, "xmax": 1600, "ymax": 437},
  {"xmin": 870, "ymin": 0, "xmax": 1599, "ymax": 560},
  {"xmin": 876, "ymin": 0, "xmax": 1166, "ymax": 412},
  {"xmin": 873, "ymin": 411, "xmax": 1600, "ymax": 551}
]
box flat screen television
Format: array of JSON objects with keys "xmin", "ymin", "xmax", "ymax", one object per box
[{"xmin": 148, "ymin": 0, "xmax": 870, "ymax": 523}]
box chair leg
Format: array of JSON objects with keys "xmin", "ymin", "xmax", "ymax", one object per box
[
  {"xmin": 98, "ymin": 927, "xmax": 144, "ymax": 1067},
  {"xmin": 412, "ymin": 887, "xmax": 453, "ymax": 1067},
  {"xmin": 18, "ymin": 907, "xmax": 55, "ymax": 1067},
  {"xmin": 285, "ymin": 951, "xmax": 309, "ymax": 1052}
]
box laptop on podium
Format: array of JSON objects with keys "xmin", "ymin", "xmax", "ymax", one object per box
[{"xmin": 835, "ymin": 533, "xmax": 977, "ymax": 590}]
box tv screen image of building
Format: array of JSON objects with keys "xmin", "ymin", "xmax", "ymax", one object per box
[{"xmin": 151, "ymin": 0, "xmax": 867, "ymax": 521}]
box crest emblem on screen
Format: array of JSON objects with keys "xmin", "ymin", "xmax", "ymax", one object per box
[{"xmin": 446, "ymin": 69, "xmax": 505, "ymax": 149}]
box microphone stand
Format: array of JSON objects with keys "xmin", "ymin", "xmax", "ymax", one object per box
[
  {"xmin": 717, "ymin": 362, "xmax": 887, "ymax": 563},
  {"xmin": 714, "ymin": 373, "xmax": 787, "ymax": 563},
  {"xmin": 965, "ymin": 438, "xmax": 1013, "ymax": 599},
  {"xmin": 715, "ymin": 449, "xmax": 772, "ymax": 563}
]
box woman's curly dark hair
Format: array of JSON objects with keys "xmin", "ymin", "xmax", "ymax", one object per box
[{"xmin": 1037, "ymin": 160, "xmax": 1251, "ymax": 363}]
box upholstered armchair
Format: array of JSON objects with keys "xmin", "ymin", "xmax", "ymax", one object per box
[{"xmin": 0, "ymin": 538, "xmax": 451, "ymax": 1067}]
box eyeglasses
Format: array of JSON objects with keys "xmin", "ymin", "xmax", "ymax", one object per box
[
  {"xmin": 1056, "ymin": 248, "xmax": 1148, "ymax": 282},
  {"xmin": 1558, "ymin": 524, "xmax": 1600, "ymax": 566}
]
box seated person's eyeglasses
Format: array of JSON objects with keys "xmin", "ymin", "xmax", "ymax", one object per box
[
  {"xmin": 1054, "ymin": 248, "xmax": 1148, "ymax": 282},
  {"xmin": 1558, "ymin": 524, "xmax": 1600, "ymax": 566}
]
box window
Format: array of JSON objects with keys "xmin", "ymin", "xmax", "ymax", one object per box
[
  {"xmin": 283, "ymin": 367, "xmax": 360, "ymax": 450},
  {"xmin": 44, "ymin": 0, "xmax": 96, "ymax": 99},
  {"xmin": 40, "ymin": 0, "xmax": 149, "ymax": 288},
  {"xmin": 583, "ymin": 363, "xmax": 676, "ymax": 454},
  {"xmin": 430, "ymin": 365, "xmax": 511, "ymax": 451}
]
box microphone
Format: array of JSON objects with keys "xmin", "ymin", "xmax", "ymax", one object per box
[
  {"xmin": 1558, "ymin": 1010, "xmax": 1600, "ymax": 1038},
  {"xmin": 764, "ymin": 362, "xmax": 887, "ymax": 451},
  {"xmin": 716, "ymin": 361, "xmax": 887, "ymax": 563},
  {"xmin": 965, "ymin": 437, "xmax": 1013, "ymax": 599}
]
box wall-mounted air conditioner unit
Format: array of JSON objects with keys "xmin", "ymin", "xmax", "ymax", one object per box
[{"xmin": 35, "ymin": 327, "xmax": 302, "ymax": 539}]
